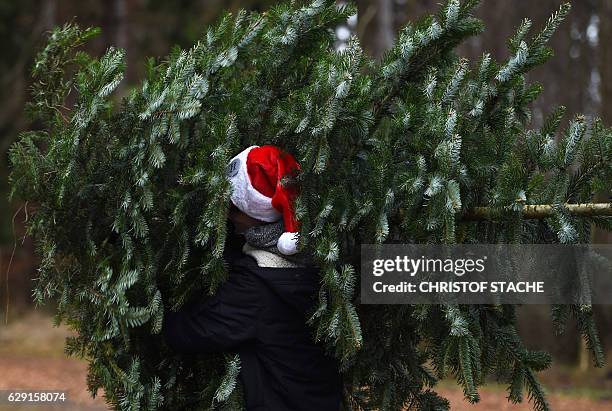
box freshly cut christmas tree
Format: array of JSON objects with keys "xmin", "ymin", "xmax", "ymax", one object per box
[{"xmin": 8, "ymin": 0, "xmax": 612, "ymax": 410}]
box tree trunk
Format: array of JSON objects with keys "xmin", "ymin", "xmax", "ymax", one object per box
[
  {"xmin": 596, "ymin": 0, "xmax": 612, "ymax": 244},
  {"xmin": 463, "ymin": 203, "xmax": 612, "ymax": 221},
  {"xmin": 113, "ymin": 0, "xmax": 128, "ymax": 50},
  {"xmin": 357, "ymin": 0, "xmax": 395, "ymax": 59},
  {"xmin": 112, "ymin": 0, "xmax": 128, "ymax": 92},
  {"xmin": 42, "ymin": 0, "xmax": 57, "ymax": 30}
]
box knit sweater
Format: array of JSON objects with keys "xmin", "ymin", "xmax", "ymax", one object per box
[{"xmin": 241, "ymin": 221, "xmax": 313, "ymax": 268}]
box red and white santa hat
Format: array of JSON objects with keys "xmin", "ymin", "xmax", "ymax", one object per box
[{"xmin": 226, "ymin": 145, "xmax": 301, "ymax": 255}]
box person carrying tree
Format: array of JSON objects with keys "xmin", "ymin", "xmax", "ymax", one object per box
[{"xmin": 163, "ymin": 145, "xmax": 343, "ymax": 411}]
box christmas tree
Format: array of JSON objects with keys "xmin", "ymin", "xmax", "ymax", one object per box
[{"xmin": 8, "ymin": 0, "xmax": 612, "ymax": 410}]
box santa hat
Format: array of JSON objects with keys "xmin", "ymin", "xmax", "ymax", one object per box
[{"xmin": 226, "ymin": 145, "xmax": 301, "ymax": 255}]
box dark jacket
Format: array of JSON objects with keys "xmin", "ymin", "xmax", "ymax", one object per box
[{"xmin": 163, "ymin": 234, "xmax": 342, "ymax": 411}]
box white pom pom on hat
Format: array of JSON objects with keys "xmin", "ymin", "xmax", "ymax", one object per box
[
  {"xmin": 226, "ymin": 145, "xmax": 301, "ymax": 255},
  {"xmin": 277, "ymin": 232, "xmax": 299, "ymax": 255}
]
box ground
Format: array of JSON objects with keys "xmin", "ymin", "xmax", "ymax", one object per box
[{"xmin": 1, "ymin": 311, "xmax": 611, "ymax": 411}]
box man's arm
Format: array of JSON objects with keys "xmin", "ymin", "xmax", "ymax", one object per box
[{"xmin": 163, "ymin": 268, "xmax": 258, "ymax": 354}]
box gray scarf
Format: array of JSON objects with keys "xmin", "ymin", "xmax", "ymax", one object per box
[{"xmin": 243, "ymin": 221, "xmax": 314, "ymax": 267}]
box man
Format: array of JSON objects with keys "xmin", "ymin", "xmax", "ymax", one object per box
[{"xmin": 163, "ymin": 145, "xmax": 343, "ymax": 411}]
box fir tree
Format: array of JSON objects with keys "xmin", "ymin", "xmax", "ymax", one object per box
[{"xmin": 8, "ymin": 1, "xmax": 612, "ymax": 410}]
